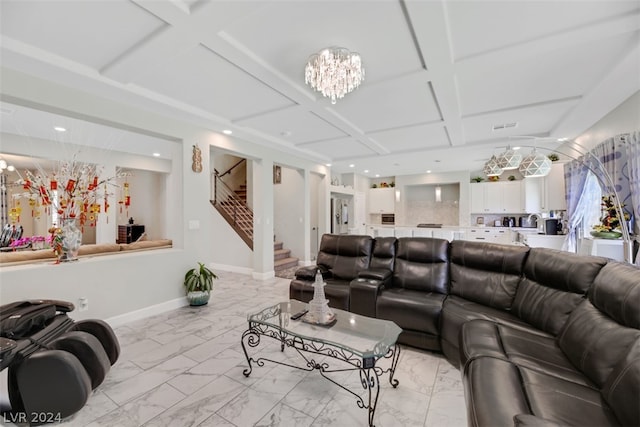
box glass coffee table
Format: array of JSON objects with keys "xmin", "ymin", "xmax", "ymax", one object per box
[{"xmin": 241, "ymin": 300, "xmax": 402, "ymax": 427}]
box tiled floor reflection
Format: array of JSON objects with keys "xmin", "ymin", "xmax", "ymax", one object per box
[{"xmin": 31, "ymin": 272, "xmax": 468, "ymax": 426}]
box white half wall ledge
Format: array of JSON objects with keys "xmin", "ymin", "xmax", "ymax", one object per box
[{"xmin": 104, "ymin": 297, "xmax": 188, "ymax": 329}]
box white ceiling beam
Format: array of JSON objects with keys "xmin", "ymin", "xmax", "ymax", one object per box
[
  {"xmin": 404, "ymin": 0, "xmax": 466, "ymax": 146},
  {"xmin": 455, "ymin": 9, "xmax": 640, "ymax": 71}
]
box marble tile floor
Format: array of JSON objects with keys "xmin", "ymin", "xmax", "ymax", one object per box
[{"xmin": 5, "ymin": 271, "xmax": 467, "ymax": 427}]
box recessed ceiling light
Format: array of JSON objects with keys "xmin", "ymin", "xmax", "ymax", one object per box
[
  {"xmin": 7, "ymin": 165, "xmax": 15, "ymax": 171},
  {"xmin": 325, "ymin": 163, "xmax": 332, "ymax": 167},
  {"xmin": 222, "ymin": 130, "xmax": 232, "ymax": 135},
  {"xmin": 513, "ymin": 146, "xmax": 521, "ymax": 150},
  {"xmin": 364, "ymin": 169, "xmax": 369, "ymax": 173},
  {"xmin": 54, "ymin": 126, "xmax": 66, "ymax": 132},
  {"xmin": 375, "ymin": 174, "xmax": 380, "ymax": 177},
  {"xmin": 557, "ymin": 137, "xmax": 569, "ymax": 142},
  {"xmin": 349, "ymin": 164, "xmax": 355, "ymax": 168},
  {"xmin": 152, "ymin": 152, "xmax": 161, "ymax": 157},
  {"xmin": 426, "ymin": 170, "xmax": 432, "ymax": 173}
]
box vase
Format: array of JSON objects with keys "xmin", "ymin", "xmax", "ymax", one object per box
[
  {"xmin": 187, "ymin": 291, "xmax": 210, "ymax": 306},
  {"xmin": 59, "ymin": 218, "xmax": 82, "ymax": 262},
  {"xmin": 590, "ymin": 231, "xmax": 622, "ymax": 239}
]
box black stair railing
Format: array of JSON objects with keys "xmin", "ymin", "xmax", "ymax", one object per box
[{"xmin": 212, "ymin": 171, "xmax": 253, "ymax": 249}]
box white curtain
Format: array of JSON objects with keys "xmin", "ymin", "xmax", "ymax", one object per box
[
  {"xmin": 563, "ymin": 160, "xmax": 590, "ymax": 253},
  {"xmin": 563, "ymin": 132, "xmax": 638, "ymax": 263},
  {"xmin": 625, "ymin": 132, "xmax": 639, "ymax": 265},
  {"xmin": 591, "ymin": 135, "xmax": 632, "ymax": 222},
  {"xmin": 562, "ymin": 171, "xmax": 599, "ymax": 253}
]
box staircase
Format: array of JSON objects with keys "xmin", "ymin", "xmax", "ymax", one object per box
[
  {"xmin": 274, "ymin": 241, "xmax": 299, "ymax": 277},
  {"xmin": 212, "ymin": 173, "xmax": 253, "ymax": 249}
]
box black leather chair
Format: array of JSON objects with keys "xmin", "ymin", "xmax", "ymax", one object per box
[
  {"xmin": 376, "ymin": 237, "xmax": 450, "ymax": 351},
  {"xmin": 289, "ymin": 234, "xmax": 373, "ymax": 310},
  {"xmin": 350, "ymin": 237, "xmax": 397, "ymax": 318}
]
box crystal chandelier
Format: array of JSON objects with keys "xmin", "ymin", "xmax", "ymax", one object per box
[{"xmin": 304, "ymin": 47, "xmax": 364, "ymax": 104}]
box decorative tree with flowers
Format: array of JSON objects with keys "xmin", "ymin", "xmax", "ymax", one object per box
[{"xmin": 592, "ymin": 194, "xmax": 630, "ymax": 233}]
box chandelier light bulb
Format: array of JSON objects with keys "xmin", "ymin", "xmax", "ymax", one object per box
[{"xmin": 305, "ymin": 47, "xmax": 365, "ymax": 104}]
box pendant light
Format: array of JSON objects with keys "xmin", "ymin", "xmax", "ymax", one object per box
[
  {"xmin": 497, "ymin": 145, "xmax": 522, "ymax": 170},
  {"xmin": 519, "ymin": 149, "xmax": 552, "ymax": 177},
  {"xmin": 482, "ymin": 155, "xmax": 503, "ymax": 177}
]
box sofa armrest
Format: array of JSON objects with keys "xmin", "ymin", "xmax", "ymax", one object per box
[
  {"xmin": 294, "ymin": 265, "xmax": 330, "ymax": 280},
  {"xmin": 358, "ymin": 268, "xmax": 392, "ymax": 281},
  {"xmin": 350, "ymin": 277, "xmax": 387, "ymax": 318},
  {"xmin": 513, "ymin": 414, "xmax": 566, "ymax": 427}
]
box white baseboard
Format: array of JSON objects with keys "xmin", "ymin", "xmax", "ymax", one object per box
[
  {"xmin": 212, "ymin": 263, "xmax": 276, "ymax": 281},
  {"xmin": 252, "ymin": 270, "xmax": 275, "ymax": 280},
  {"xmin": 105, "ymin": 297, "xmax": 188, "ymax": 328},
  {"xmin": 211, "ymin": 263, "xmax": 253, "ymax": 275}
]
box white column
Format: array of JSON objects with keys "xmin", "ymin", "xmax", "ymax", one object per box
[{"xmin": 252, "ymin": 158, "xmax": 274, "ymax": 279}]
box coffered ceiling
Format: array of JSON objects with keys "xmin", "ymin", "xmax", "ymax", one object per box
[{"xmin": 1, "ymin": 0, "xmax": 638, "ymax": 177}]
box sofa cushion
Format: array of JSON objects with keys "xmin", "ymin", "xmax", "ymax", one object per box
[
  {"xmin": 440, "ymin": 295, "xmax": 531, "ymax": 367},
  {"xmin": 518, "ymin": 366, "xmax": 619, "ymax": 426},
  {"xmin": 376, "ymin": 288, "xmax": 445, "ymax": 336},
  {"xmin": 316, "ymin": 234, "xmax": 373, "ymax": 280},
  {"xmin": 557, "ymin": 262, "xmax": 640, "ymax": 390},
  {"xmin": 463, "ymin": 357, "xmax": 530, "ymax": 427},
  {"xmin": 464, "ymin": 358, "xmax": 619, "ymax": 427},
  {"xmin": 460, "ymin": 320, "xmax": 591, "ymax": 387},
  {"xmin": 392, "ymin": 238, "xmax": 449, "ymax": 293},
  {"xmin": 512, "ymin": 249, "xmax": 607, "ymax": 336},
  {"xmin": 600, "ymin": 341, "xmax": 640, "ymax": 427},
  {"xmin": 450, "ymin": 240, "xmax": 529, "ymax": 310},
  {"xmin": 558, "ymin": 300, "xmax": 639, "ymax": 389},
  {"xmin": 369, "ymin": 237, "xmax": 396, "ymax": 271},
  {"xmin": 589, "ymin": 261, "xmax": 640, "ymax": 329}
]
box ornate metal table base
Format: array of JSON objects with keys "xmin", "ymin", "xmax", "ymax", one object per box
[{"xmin": 241, "ymin": 320, "xmax": 400, "ymax": 427}]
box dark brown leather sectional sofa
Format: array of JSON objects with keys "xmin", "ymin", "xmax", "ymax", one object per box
[{"xmin": 289, "ymin": 234, "xmax": 640, "ymax": 427}]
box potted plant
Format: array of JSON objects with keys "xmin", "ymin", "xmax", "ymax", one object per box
[
  {"xmin": 590, "ymin": 195, "xmax": 630, "ymax": 239},
  {"xmin": 184, "ymin": 262, "xmax": 217, "ymax": 306}
]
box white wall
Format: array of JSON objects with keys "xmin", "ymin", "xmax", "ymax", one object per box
[
  {"xmin": 115, "ymin": 169, "xmax": 167, "ymax": 240},
  {"xmin": 274, "ymin": 166, "xmax": 304, "ymax": 260},
  {"xmin": 0, "ymin": 67, "xmax": 328, "ymax": 322},
  {"xmin": 573, "ymin": 91, "xmax": 640, "ymax": 150}
]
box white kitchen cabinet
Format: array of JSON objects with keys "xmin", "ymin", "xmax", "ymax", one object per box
[
  {"xmin": 522, "ymin": 163, "xmax": 566, "ymax": 213},
  {"xmin": 546, "ymin": 163, "xmax": 566, "ymax": 211},
  {"xmin": 368, "ymin": 187, "xmax": 395, "ymax": 213},
  {"xmin": 465, "ymin": 228, "xmax": 511, "ymax": 244},
  {"xmin": 502, "ymin": 181, "xmax": 523, "ymax": 213},
  {"xmin": 470, "ymin": 182, "xmax": 523, "ymax": 213}
]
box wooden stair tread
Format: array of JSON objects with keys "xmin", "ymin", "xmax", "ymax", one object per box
[{"xmin": 274, "ymin": 257, "xmax": 299, "ymax": 270}]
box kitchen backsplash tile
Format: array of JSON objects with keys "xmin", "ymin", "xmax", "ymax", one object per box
[{"xmin": 404, "ymin": 200, "xmax": 459, "ymax": 226}]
